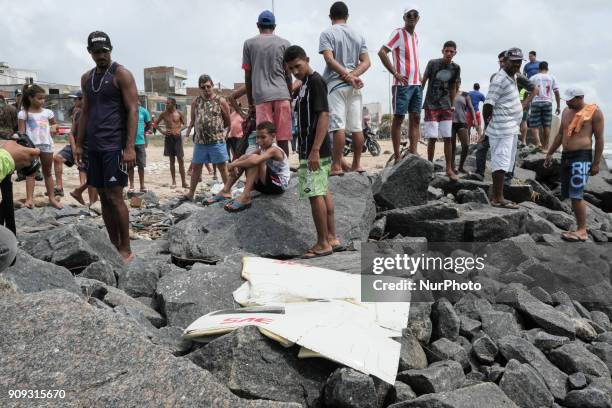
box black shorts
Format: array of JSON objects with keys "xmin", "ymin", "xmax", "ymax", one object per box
[
  {"xmin": 87, "ymin": 150, "xmax": 128, "ymax": 189},
  {"xmin": 452, "ymin": 122, "xmax": 467, "ymax": 132},
  {"xmin": 253, "ymin": 168, "xmax": 285, "ymax": 195},
  {"xmin": 164, "ymin": 135, "xmax": 184, "ymax": 158},
  {"xmin": 561, "ymin": 149, "xmax": 592, "ymax": 200},
  {"xmin": 135, "ymin": 144, "xmax": 146, "ymax": 168}
]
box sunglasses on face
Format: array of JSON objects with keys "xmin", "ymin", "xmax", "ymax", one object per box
[{"xmin": 405, "ymin": 12, "xmax": 418, "ymax": 18}]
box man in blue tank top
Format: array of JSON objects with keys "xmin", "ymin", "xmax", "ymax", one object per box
[{"xmin": 75, "ymin": 31, "xmax": 138, "ymax": 264}]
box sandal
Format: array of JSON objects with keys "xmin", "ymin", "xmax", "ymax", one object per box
[
  {"xmin": 331, "ymin": 244, "xmax": 347, "ymax": 253},
  {"xmin": 300, "ymin": 249, "xmax": 333, "ymax": 259},
  {"xmin": 224, "ymin": 199, "xmax": 251, "ymax": 212},
  {"xmin": 204, "ymin": 195, "xmax": 230, "ymax": 205}
]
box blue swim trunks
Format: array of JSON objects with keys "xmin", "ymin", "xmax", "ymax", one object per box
[
  {"xmin": 560, "ymin": 149, "xmax": 592, "ymax": 200},
  {"xmin": 192, "ymin": 142, "xmax": 229, "ymax": 165}
]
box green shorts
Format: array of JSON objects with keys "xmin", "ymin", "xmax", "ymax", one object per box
[{"xmin": 298, "ymin": 157, "xmax": 331, "ymax": 199}]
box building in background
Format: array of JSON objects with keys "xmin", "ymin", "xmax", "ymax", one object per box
[
  {"xmin": 364, "ymin": 102, "xmax": 382, "ymax": 125},
  {"xmin": 0, "ymin": 62, "xmax": 38, "ymax": 86},
  {"xmin": 144, "ymin": 66, "xmax": 187, "ymax": 96}
]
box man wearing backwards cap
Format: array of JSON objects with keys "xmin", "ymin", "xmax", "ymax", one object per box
[
  {"xmin": 545, "ymin": 87, "xmax": 604, "ymax": 242},
  {"xmin": 482, "ymin": 47, "xmax": 526, "ymax": 209},
  {"xmin": 75, "ymin": 31, "xmax": 139, "ymax": 264},
  {"xmin": 379, "ymin": 4, "xmax": 422, "ymax": 161},
  {"xmin": 242, "ymin": 10, "xmax": 292, "ymax": 156}
]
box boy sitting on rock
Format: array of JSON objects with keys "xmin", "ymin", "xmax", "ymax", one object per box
[{"xmin": 209, "ymin": 121, "xmax": 290, "ymax": 212}]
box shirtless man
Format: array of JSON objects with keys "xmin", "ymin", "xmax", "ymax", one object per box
[
  {"xmin": 155, "ymin": 97, "xmax": 187, "ymax": 189},
  {"xmin": 545, "ymin": 87, "xmax": 604, "ymax": 242}
]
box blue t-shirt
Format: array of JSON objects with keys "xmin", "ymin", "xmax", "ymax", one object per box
[
  {"xmin": 523, "ymin": 61, "xmax": 540, "ymax": 78},
  {"xmin": 136, "ymin": 106, "xmax": 151, "ymax": 145},
  {"xmin": 468, "ymin": 90, "xmax": 486, "ymax": 112}
]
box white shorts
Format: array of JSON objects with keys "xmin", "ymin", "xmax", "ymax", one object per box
[
  {"xmin": 490, "ymin": 135, "xmax": 518, "ymax": 172},
  {"xmin": 328, "ymin": 84, "xmax": 362, "ymax": 133},
  {"xmin": 36, "ymin": 143, "xmax": 54, "ymax": 154},
  {"xmin": 423, "ymin": 120, "xmax": 452, "ymax": 139}
]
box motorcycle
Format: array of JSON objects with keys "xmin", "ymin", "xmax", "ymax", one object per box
[{"xmin": 343, "ymin": 127, "xmax": 381, "ymax": 157}]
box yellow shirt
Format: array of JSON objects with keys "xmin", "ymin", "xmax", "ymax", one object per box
[{"xmin": 0, "ymin": 149, "xmax": 15, "ymax": 181}]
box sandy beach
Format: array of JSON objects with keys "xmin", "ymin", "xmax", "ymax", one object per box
[{"xmin": 11, "ymin": 137, "xmax": 442, "ymax": 207}]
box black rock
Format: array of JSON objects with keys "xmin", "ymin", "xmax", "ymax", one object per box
[
  {"xmin": 591, "ymin": 312, "xmax": 611, "ymax": 331},
  {"xmin": 323, "ymin": 368, "xmax": 379, "ymax": 408},
  {"xmin": 586, "ymin": 342, "xmax": 612, "ymax": 374},
  {"xmin": 387, "ymin": 381, "xmax": 417, "ymax": 405},
  {"xmin": 529, "ymin": 286, "xmax": 553, "ymax": 305},
  {"xmin": 387, "ymin": 382, "xmax": 518, "ymax": 408},
  {"xmin": 454, "ymin": 293, "xmax": 494, "ymax": 320},
  {"xmin": 397, "ymin": 360, "xmax": 465, "ymax": 395},
  {"xmin": 369, "ymin": 216, "xmax": 387, "ymax": 240},
  {"xmin": 118, "ymin": 257, "xmax": 171, "ymax": 298},
  {"xmin": 431, "ymin": 298, "xmax": 460, "ymax": 341},
  {"xmin": 459, "ymin": 315, "xmax": 482, "ymax": 339},
  {"xmin": 430, "ymin": 175, "xmax": 491, "ymax": 196},
  {"xmin": 480, "ymin": 311, "xmax": 521, "ymax": 342},
  {"xmin": 189, "ymin": 326, "xmax": 335, "ymax": 406},
  {"xmin": 563, "ymin": 387, "xmax": 612, "ymax": 408},
  {"xmin": 502, "ymin": 184, "xmax": 533, "ymax": 204},
  {"xmin": 155, "ymin": 262, "xmax": 243, "ymax": 328},
  {"xmin": 170, "ymin": 174, "xmax": 375, "ymax": 261},
  {"xmin": 472, "ymin": 334, "xmax": 498, "ymax": 364},
  {"xmin": 407, "ymin": 302, "xmax": 432, "ymax": 344},
  {"xmin": 533, "ymin": 331, "xmax": 570, "ymax": 351},
  {"xmin": 398, "ymin": 332, "xmax": 428, "ymax": 371},
  {"xmin": 482, "ymin": 363, "xmax": 505, "ymax": 383},
  {"xmin": 372, "ymin": 154, "xmax": 433, "ymax": 209},
  {"xmin": 496, "ymin": 287, "xmax": 576, "ymax": 338},
  {"xmin": 567, "ymin": 372, "xmax": 588, "ymax": 390},
  {"xmin": 80, "ymin": 260, "xmax": 118, "ymax": 287},
  {"xmin": 426, "ymin": 338, "xmax": 470, "ymax": 371},
  {"xmin": 548, "ymin": 342, "xmax": 610, "ymax": 378},
  {"xmin": 20, "ymin": 223, "xmax": 124, "ymax": 273},
  {"xmin": 456, "ymin": 188, "xmax": 489, "ymax": 205},
  {"xmin": 0, "ymin": 290, "xmax": 294, "ymax": 408},
  {"xmin": 596, "ymin": 332, "xmax": 612, "ymax": 346},
  {"xmin": 1, "ymin": 250, "xmax": 80, "ymax": 295},
  {"xmin": 498, "ymin": 335, "xmax": 568, "ymax": 401},
  {"xmin": 499, "ymin": 359, "xmax": 554, "ymax": 408}
]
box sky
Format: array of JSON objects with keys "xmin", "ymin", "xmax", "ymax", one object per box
[{"xmin": 2, "ymin": 0, "xmax": 612, "ymax": 129}]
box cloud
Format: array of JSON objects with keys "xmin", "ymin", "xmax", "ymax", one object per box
[{"xmin": 1, "ymin": 0, "xmax": 610, "ymax": 125}]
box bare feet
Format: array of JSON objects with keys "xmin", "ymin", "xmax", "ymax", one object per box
[
  {"xmin": 446, "ymin": 169, "xmax": 459, "ymax": 182},
  {"xmin": 350, "ymin": 167, "xmax": 366, "ymax": 173},
  {"xmin": 120, "ymin": 251, "xmax": 135, "ymax": 265},
  {"xmin": 24, "ymin": 200, "xmax": 34, "ymax": 209},
  {"xmin": 182, "ymin": 183, "xmax": 189, "ymax": 189},
  {"xmin": 49, "ymin": 199, "xmax": 64, "ymax": 209},
  {"xmin": 70, "ymin": 190, "xmax": 86, "ymax": 206}
]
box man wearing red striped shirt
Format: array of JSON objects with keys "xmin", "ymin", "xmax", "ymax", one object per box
[{"xmin": 378, "ymin": 6, "xmax": 422, "ymax": 163}]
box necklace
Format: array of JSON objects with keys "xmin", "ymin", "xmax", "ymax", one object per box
[{"xmin": 90, "ymin": 63, "xmax": 112, "ymax": 93}]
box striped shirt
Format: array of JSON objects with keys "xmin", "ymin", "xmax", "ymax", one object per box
[
  {"xmin": 485, "ymin": 70, "xmax": 523, "ymax": 138},
  {"xmin": 384, "ymin": 28, "xmax": 420, "ymax": 86}
]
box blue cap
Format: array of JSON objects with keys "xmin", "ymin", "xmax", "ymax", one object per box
[{"xmin": 258, "ymin": 10, "xmax": 275, "ymax": 25}]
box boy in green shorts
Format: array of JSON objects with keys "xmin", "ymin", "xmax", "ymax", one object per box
[{"xmin": 284, "ymin": 45, "xmax": 342, "ymax": 259}]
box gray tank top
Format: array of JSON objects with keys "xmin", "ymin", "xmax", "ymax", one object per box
[
  {"xmin": 260, "ymin": 143, "xmax": 290, "ymax": 189},
  {"xmin": 453, "ymin": 92, "xmax": 468, "ymax": 124}
]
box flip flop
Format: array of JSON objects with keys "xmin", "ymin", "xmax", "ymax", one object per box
[
  {"xmin": 24, "ymin": 202, "xmax": 34, "ymax": 209},
  {"xmin": 204, "ymin": 195, "xmax": 230, "ymax": 205},
  {"xmin": 332, "ymin": 244, "xmax": 347, "ymax": 253},
  {"xmin": 330, "ymin": 171, "xmax": 345, "ymax": 177},
  {"xmin": 491, "ymin": 201, "xmax": 520, "ymax": 209},
  {"xmin": 224, "ymin": 199, "xmax": 251, "ymax": 212},
  {"xmin": 140, "ymin": 188, "xmax": 149, "ymax": 193},
  {"xmin": 300, "ymin": 249, "xmax": 333, "ymax": 259},
  {"xmin": 561, "ymin": 232, "xmax": 587, "ymax": 242}
]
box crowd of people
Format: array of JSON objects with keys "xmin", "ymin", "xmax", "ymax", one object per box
[{"xmin": 0, "ymin": 2, "xmax": 606, "ymax": 267}]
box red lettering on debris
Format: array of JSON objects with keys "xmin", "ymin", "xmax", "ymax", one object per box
[{"xmin": 220, "ymin": 317, "xmax": 273, "ymax": 324}]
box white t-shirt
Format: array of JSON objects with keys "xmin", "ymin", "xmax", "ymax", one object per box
[
  {"xmin": 530, "ymin": 72, "xmax": 558, "ymax": 104},
  {"xmin": 485, "ymin": 70, "xmax": 523, "ymax": 138},
  {"xmin": 18, "ymin": 108, "xmax": 54, "ymax": 146}
]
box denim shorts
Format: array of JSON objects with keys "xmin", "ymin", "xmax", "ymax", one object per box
[
  {"xmin": 192, "ymin": 142, "xmax": 229, "ymax": 165},
  {"xmin": 392, "ymin": 85, "xmax": 423, "ymax": 116}
]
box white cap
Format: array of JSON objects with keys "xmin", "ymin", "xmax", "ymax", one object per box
[
  {"xmin": 404, "ymin": 4, "xmax": 419, "ymax": 14},
  {"xmin": 563, "ymin": 87, "xmax": 585, "ymax": 100}
]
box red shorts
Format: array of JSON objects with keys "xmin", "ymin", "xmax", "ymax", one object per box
[
  {"xmin": 466, "ymin": 111, "xmax": 481, "ymax": 128},
  {"xmin": 255, "ymin": 100, "xmax": 292, "ymax": 141}
]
